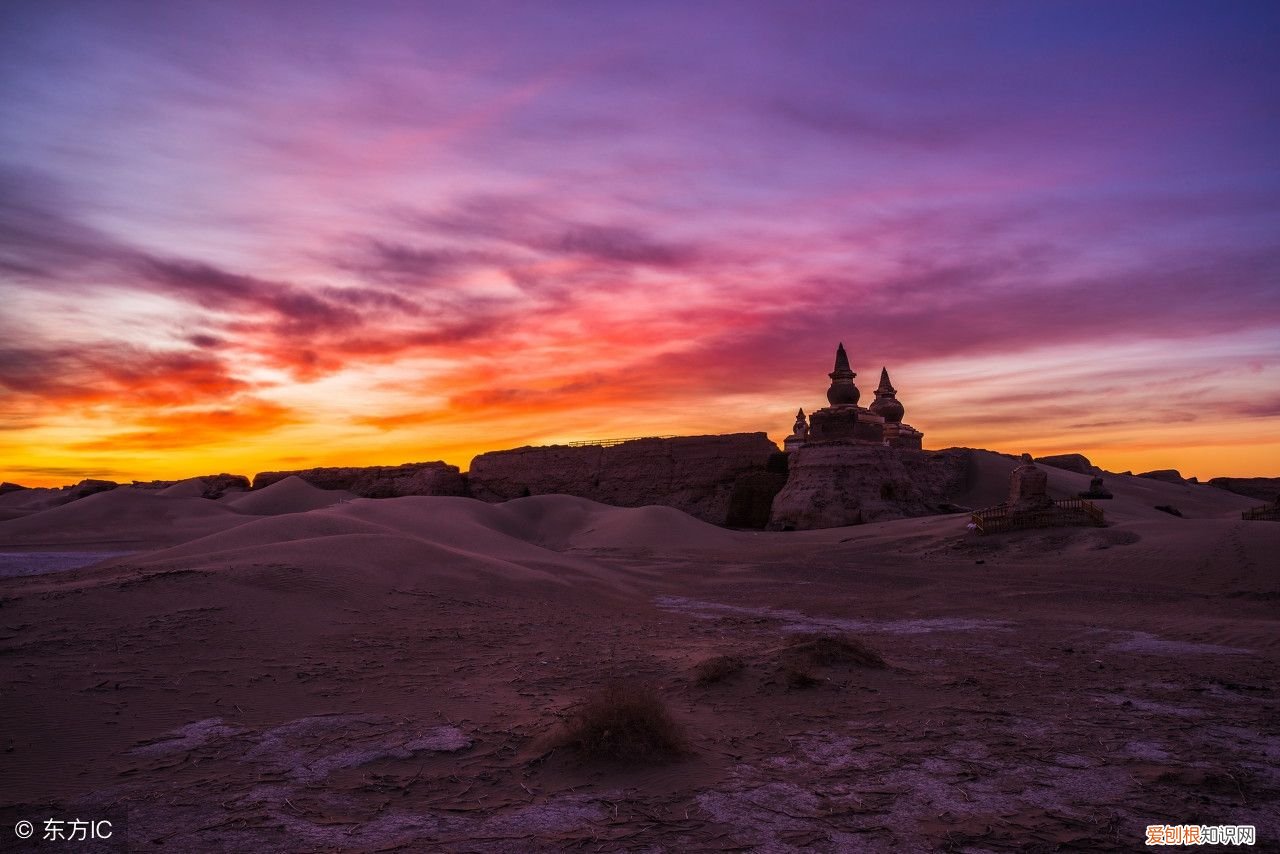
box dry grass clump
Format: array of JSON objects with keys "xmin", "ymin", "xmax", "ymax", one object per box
[
  {"xmin": 693, "ymin": 654, "xmax": 745, "ymax": 685},
  {"xmin": 782, "ymin": 633, "xmax": 886, "ymax": 669},
  {"xmin": 555, "ymin": 682, "xmax": 685, "ymax": 762}
]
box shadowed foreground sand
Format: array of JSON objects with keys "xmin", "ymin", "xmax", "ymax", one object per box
[{"xmin": 2, "ymin": 470, "xmax": 1277, "ymax": 851}]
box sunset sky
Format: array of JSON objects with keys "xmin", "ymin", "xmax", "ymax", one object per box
[{"xmin": 2, "ymin": 0, "xmax": 1278, "ymax": 487}]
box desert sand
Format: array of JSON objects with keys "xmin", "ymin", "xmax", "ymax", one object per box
[{"xmin": 2, "ymin": 458, "xmax": 1277, "ymax": 851}]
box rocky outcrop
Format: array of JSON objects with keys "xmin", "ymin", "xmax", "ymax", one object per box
[
  {"xmin": 0, "ymin": 482, "xmax": 27, "ymax": 495},
  {"xmin": 54, "ymin": 479, "xmax": 119, "ymax": 505},
  {"xmin": 767, "ymin": 443, "xmax": 972, "ymax": 530},
  {"xmin": 251, "ymin": 462, "xmax": 465, "ymax": 498},
  {"xmin": 197, "ymin": 474, "xmax": 251, "ymax": 498},
  {"xmin": 1035, "ymin": 453, "xmax": 1096, "ymax": 475},
  {"xmin": 1137, "ymin": 469, "xmax": 1186, "ymax": 484},
  {"xmin": 467, "ymin": 433, "xmax": 779, "ymax": 524},
  {"xmin": 132, "ymin": 473, "xmax": 251, "ymax": 499},
  {"xmin": 1208, "ymin": 477, "xmax": 1280, "ymax": 503},
  {"xmin": 725, "ymin": 453, "xmax": 790, "ymax": 529}
]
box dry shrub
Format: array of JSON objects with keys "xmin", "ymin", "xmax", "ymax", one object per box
[
  {"xmin": 556, "ymin": 682, "xmax": 684, "ymax": 762},
  {"xmin": 693, "ymin": 654, "xmax": 745, "ymax": 686},
  {"xmin": 782, "ymin": 633, "xmax": 886, "ymax": 669}
]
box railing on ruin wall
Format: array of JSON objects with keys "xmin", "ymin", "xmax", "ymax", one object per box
[
  {"xmin": 970, "ymin": 498, "xmax": 1104, "ymax": 535},
  {"xmin": 1242, "ymin": 505, "xmax": 1280, "ymax": 521},
  {"xmin": 563, "ymin": 435, "xmax": 679, "ymax": 448}
]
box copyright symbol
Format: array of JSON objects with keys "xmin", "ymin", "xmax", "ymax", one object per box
[{"xmin": 14, "ymin": 819, "xmax": 33, "ymax": 838}]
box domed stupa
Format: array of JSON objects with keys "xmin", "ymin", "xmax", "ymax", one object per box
[{"xmin": 868, "ymin": 367, "xmax": 904, "ymax": 423}]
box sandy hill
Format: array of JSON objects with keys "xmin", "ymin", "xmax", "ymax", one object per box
[
  {"xmin": 0, "ymin": 478, "xmax": 356, "ymax": 551},
  {"xmin": 0, "ymin": 487, "xmax": 250, "ymax": 549},
  {"xmin": 108, "ymin": 494, "xmax": 757, "ymax": 598},
  {"xmin": 155, "ymin": 479, "xmax": 214, "ymax": 499},
  {"xmin": 221, "ymin": 476, "xmax": 355, "ymax": 516},
  {"xmin": 0, "ymin": 487, "xmax": 68, "ymax": 522}
]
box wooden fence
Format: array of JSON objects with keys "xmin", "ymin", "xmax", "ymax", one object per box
[
  {"xmin": 971, "ymin": 498, "xmax": 1105, "ymax": 535},
  {"xmin": 1242, "ymin": 504, "xmax": 1280, "ymax": 522},
  {"xmin": 564, "ymin": 435, "xmax": 679, "ymax": 448}
]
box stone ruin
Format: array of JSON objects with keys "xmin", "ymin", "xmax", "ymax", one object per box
[
  {"xmin": 766, "ymin": 345, "xmax": 977, "ymax": 529},
  {"xmin": 458, "ymin": 346, "xmax": 962, "ymax": 530},
  {"xmin": 970, "ymin": 454, "xmax": 1104, "ymax": 535},
  {"xmin": 783, "ymin": 344, "xmax": 923, "ymax": 451},
  {"xmin": 1007, "ymin": 453, "xmax": 1053, "ymax": 512},
  {"xmin": 467, "ymin": 433, "xmax": 779, "ymax": 525}
]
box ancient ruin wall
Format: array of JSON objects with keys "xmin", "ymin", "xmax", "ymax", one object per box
[
  {"xmin": 1208, "ymin": 476, "xmax": 1280, "ymax": 503},
  {"xmin": 467, "ymin": 433, "xmax": 779, "ymax": 524}
]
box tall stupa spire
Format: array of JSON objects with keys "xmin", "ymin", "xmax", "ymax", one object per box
[
  {"xmin": 826, "ymin": 342, "xmax": 860, "ymax": 406},
  {"xmin": 833, "ymin": 342, "xmax": 852, "ymax": 374}
]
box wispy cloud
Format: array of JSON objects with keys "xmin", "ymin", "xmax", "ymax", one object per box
[
  {"xmin": 69, "ymin": 400, "xmax": 296, "ymax": 452},
  {"xmin": 1, "ymin": 1, "xmax": 1277, "ymax": 483}
]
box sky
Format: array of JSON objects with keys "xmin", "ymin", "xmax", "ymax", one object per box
[{"xmin": 2, "ymin": 0, "xmax": 1278, "ymax": 487}]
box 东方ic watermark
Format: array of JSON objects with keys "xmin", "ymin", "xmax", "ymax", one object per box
[{"xmin": 13, "ymin": 818, "xmax": 112, "ymax": 841}]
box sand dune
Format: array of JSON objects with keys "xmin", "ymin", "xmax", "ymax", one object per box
[
  {"xmin": 166, "ymin": 492, "xmax": 746, "ymax": 562},
  {"xmin": 551, "ymin": 501, "xmax": 757, "ymax": 551},
  {"xmin": 220, "ymin": 475, "xmax": 355, "ymax": 515},
  {"xmin": 0, "ymin": 487, "xmax": 67, "ymax": 522},
  {"xmin": 154, "ymin": 477, "xmax": 244, "ymax": 500},
  {"xmin": 138, "ymin": 531, "xmax": 581, "ymax": 595},
  {"xmin": 329, "ymin": 493, "xmax": 750, "ymax": 553},
  {"xmin": 1087, "ymin": 470, "xmax": 1259, "ymax": 519},
  {"xmin": 0, "ymin": 487, "xmax": 249, "ymax": 549},
  {"xmin": 156, "ymin": 479, "xmax": 213, "ymax": 499},
  {"xmin": 110, "ymin": 494, "xmax": 750, "ymax": 596}
]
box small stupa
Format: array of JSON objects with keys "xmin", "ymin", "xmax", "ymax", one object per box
[
  {"xmin": 868, "ymin": 367, "xmax": 923, "ymax": 449},
  {"xmin": 784, "ymin": 408, "xmax": 808, "ymax": 452},
  {"xmin": 1079, "ymin": 475, "xmax": 1113, "ymax": 500}
]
